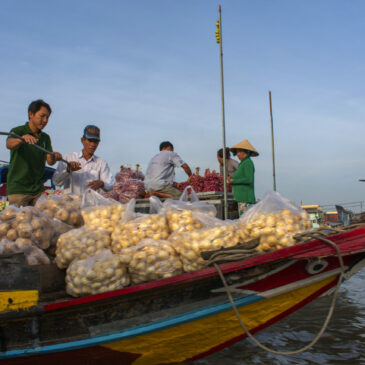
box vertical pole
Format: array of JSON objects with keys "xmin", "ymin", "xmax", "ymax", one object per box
[
  {"xmin": 218, "ymin": 5, "xmax": 228, "ymax": 219},
  {"xmin": 269, "ymin": 91, "xmax": 277, "ymax": 191}
]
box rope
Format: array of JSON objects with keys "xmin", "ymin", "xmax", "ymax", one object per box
[{"xmin": 213, "ymin": 233, "xmax": 346, "ymax": 355}]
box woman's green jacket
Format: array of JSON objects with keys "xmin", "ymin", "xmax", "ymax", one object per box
[{"xmin": 232, "ymin": 156, "xmax": 256, "ymax": 204}]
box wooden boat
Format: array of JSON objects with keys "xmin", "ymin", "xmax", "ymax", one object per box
[{"xmin": 0, "ymin": 226, "xmax": 364, "ymax": 364}]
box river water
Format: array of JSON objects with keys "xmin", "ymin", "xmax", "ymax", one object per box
[{"xmin": 193, "ymin": 268, "xmax": 365, "ymax": 365}]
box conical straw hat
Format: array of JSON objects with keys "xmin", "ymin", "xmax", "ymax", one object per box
[{"xmin": 230, "ymin": 140, "xmax": 259, "ymax": 157}]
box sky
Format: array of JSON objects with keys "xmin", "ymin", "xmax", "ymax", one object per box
[{"xmin": 1, "ymin": 0, "xmax": 365, "ymax": 210}]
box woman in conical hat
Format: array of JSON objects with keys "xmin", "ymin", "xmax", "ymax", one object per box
[{"xmin": 228, "ymin": 140, "xmax": 259, "ymax": 216}]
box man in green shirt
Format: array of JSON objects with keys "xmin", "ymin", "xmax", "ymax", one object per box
[{"xmin": 6, "ymin": 99, "xmax": 62, "ymax": 207}]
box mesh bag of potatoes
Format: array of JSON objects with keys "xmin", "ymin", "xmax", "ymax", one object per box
[
  {"xmin": 66, "ymin": 249, "xmax": 130, "ymax": 297},
  {"xmin": 111, "ymin": 212, "xmax": 169, "ymax": 252},
  {"xmin": 0, "ymin": 205, "xmax": 61, "ymax": 251},
  {"xmin": 55, "ymin": 226, "xmax": 111, "ymax": 269},
  {"xmin": 81, "ymin": 189, "xmax": 126, "ymax": 233},
  {"xmin": 162, "ymin": 186, "xmax": 217, "ymax": 235},
  {"xmin": 170, "ymin": 214, "xmax": 241, "ymax": 272},
  {"xmin": 238, "ymin": 191, "xmax": 312, "ymax": 253},
  {"xmin": 119, "ymin": 239, "xmax": 183, "ymax": 284},
  {"xmin": 0, "ymin": 238, "xmax": 50, "ymax": 265},
  {"xmin": 36, "ymin": 193, "xmax": 84, "ymax": 227}
]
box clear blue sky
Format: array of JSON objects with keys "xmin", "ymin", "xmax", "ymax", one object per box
[{"xmin": 1, "ymin": 0, "xmax": 364, "ymax": 208}]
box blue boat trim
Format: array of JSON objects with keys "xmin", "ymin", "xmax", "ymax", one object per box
[{"xmin": 0, "ymin": 294, "xmax": 263, "ymax": 359}]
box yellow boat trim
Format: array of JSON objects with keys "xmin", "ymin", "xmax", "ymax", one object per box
[
  {"xmin": 103, "ymin": 275, "xmax": 336, "ymax": 364},
  {"xmin": 0, "ymin": 290, "xmax": 39, "ymax": 312}
]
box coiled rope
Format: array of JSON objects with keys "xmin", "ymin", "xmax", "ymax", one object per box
[{"xmin": 211, "ymin": 231, "xmax": 347, "ymax": 355}]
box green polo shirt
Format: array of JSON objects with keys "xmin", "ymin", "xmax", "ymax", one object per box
[{"xmin": 6, "ymin": 122, "xmax": 53, "ymax": 195}]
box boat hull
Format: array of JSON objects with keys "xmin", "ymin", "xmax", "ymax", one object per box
[{"xmin": 1, "ymin": 227, "xmax": 365, "ymax": 364}]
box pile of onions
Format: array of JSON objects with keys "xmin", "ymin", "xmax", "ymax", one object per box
[
  {"xmin": 55, "ymin": 226, "xmax": 111, "ymax": 269},
  {"xmin": 66, "ymin": 250, "xmax": 130, "ymax": 297}
]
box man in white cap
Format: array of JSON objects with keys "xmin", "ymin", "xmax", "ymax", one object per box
[{"xmin": 52, "ymin": 125, "xmax": 114, "ymax": 195}]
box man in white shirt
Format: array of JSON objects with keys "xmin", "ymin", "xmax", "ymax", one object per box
[
  {"xmin": 52, "ymin": 125, "xmax": 114, "ymax": 195},
  {"xmin": 144, "ymin": 141, "xmax": 192, "ymax": 199}
]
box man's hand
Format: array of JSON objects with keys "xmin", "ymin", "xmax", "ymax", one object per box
[
  {"xmin": 22, "ymin": 134, "xmax": 38, "ymax": 144},
  {"xmin": 47, "ymin": 151, "xmax": 63, "ymax": 166},
  {"xmin": 53, "ymin": 152, "xmax": 63, "ymax": 162},
  {"xmin": 88, "ymin": 180, "xmax": 104, "ymax": 190},
  {"xmin": 68, "ymin": 161, "xmax": 82, "ymax": 172},
  {"xmin": 227, "ymin": 177, "xmax": 233, "ymax": 185}
]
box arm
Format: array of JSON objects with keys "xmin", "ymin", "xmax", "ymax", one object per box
[
  {"xmin": 181, "ymin": 163, "xmax": 192, "ymax": 178},
  {"xmin": 6, "ymin": 134, "xmax": 38, "ymax": 150}
]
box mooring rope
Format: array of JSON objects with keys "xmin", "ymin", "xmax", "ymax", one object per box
[{"xmin": 212, "ymin": 232, "xmax": 346, "ymax": 355}]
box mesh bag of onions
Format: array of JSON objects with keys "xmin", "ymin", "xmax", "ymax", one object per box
[
  {"xmin": 66, "ymin": 249, "xmax": 130, "ymax": 297},
  {"xmin": 162, "ymin": 186, "xmax": 217, "ymax": 235},
  {"xmin": 81, "ymin": 189, "xmax": 127, "ymax": 233},
  {"xmin": 36, "ymin": 194, "xmax": 84, "ymax": 227},
  {"xmin": 111, "ymin": 199, "xmax": 169, "ymax": 252},
  {"xmin": 119, "ymin": 238, "xmax": 183, "ymax": 284},
  {"xmin": 0, "ymin": 238, "xmax": 50, "ymax": 265},
  {"xmin": 169, "ymin": 213, "xmax": 242, "ymax": 272},
  {"xmin": 238, "ymin": 191, "xmax": 312, "ymax": 253},
  {"xmin": 55, "ymin": 226, "xmax": 111, "ymax": 269}
]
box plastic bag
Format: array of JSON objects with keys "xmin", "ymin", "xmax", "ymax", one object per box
[
  {"xmin": 55, "ymin": 226, "xmax": 111, "ymax": 269},
  {"xmin": 66, "ymin": 249, "xmax": 130, "ymax": 297},
  {"xmin": 0, "ymin": 205, "xmax": 56, "ymax": 250},
  {"xmin": 119, "ymin": 239, "xmax": 183, "ymax": 284},
  {"xmin": 111, "ymin": 211, "xmax": 169, "ymax": 253},
  {"xmin": 36, "ymin": 193, "xmax": 84, "ymax": 227},
  {"xmin": 162, "ymin": 186, "xmax": 216, "ymax": 234},
  {"xmin": 0, "ymin": 238, "xmax": 50, "ymax": 265},
  {"xmin": 81, "ymin": 189, "xmax": 126, "ymax": 233},
  {"xmin": 170, "ymin": 215, "xmax": 240, "ymax": 272},
  {"xmin": 238, "ymin": 191, "xmax": 312, "ymax": 253}
]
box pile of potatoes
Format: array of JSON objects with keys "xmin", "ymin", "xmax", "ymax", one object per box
[
  {"xmin": 0, "ymin": 238, "xmax": 50, "ymax": 265},
  {"xmin": 0, "ymin": 206, "xmax": 55, "ymax": 250},
  {"xmin": 55, "ymin": 226, "xmax": 111, "ymax": 269},
  {"xmin": 82, "ymin": 203, "xmax": 126, "ymax": 233},
  {"xmin": 170, "ymin": 223, "xmax": 240, "ymax": 272},
  {"xmin": 66, "ymin": 250, "xmax": 130, "ymax": 297},
  {"xmin": 111, "ymin": 214, "xmax": 169, "ymax": 252},
  {"xmin": 238, "ymin": 209, "xmax": 312, "ymax": 253},
  {"xmin": 119, "ymin": 239, "xmax": 183, "ymax": 284},
  {"xmin": 36, "ymin": 194, "xmax": 83, "ymax": 227}
]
